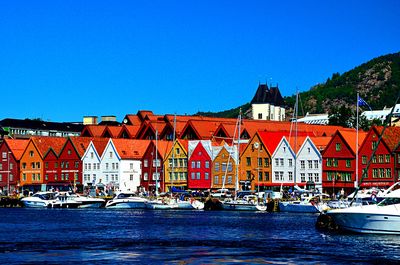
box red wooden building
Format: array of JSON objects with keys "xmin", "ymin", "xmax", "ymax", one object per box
[
  {"xmin": 322, "ymin": 130, "xmax": 367, "ymax": 195},
  {"xmin": 187, "ymin": 141, "xmax": 213, "ymax": 190},
  {"xmin": 0, "ymin": 139, "xmax": 29, "ymax": 194},
  {"xmin": 358, "ymin": 126, "xmax": 400, "ymax": 189}
]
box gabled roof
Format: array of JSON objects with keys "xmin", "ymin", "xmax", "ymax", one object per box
[
  {"xmin": 251, "ymin": 83, "xmax": 284, "ymax": 106},
  {"xmin": 118, "ymin": 125, "xmax": 141, "ymax": 139},
  {"xmin": 103, "ymin": 126, "xmax": 123, "ymax": 138},
  {"xmin": 155, "ymin": 140, "xmax": 173, "ymax": 159},
  {"xmin": 374, "ymin": 126, "xmax": 400, "ymax": 151},
  {"xmin": 81, "ymin": 125, "xmax": 107, "ymax": 137},
  {"xmin": 4, "ymin": 139, "xmax": 29, "ymax": 160},
  {"xmin": 309, "ymin": 136, "xmax": 331, "ymax": 152},
  {"xmin": 122, "ymin": 114, "xmax": 142, "ymax": 125},
  {"xmin": 68, "ymin": 137, "xmax": 93, "ymax": 157},
  {"xmin": 90, "ymin": 138, "xmax": 110, "ymax": 157},
  {"xmin": 188, "ymin": 140, "xmax": 213, "ymax": 159},
  {"xmin": 338, "ymin": 130, "xmax": 368, "ymax": 154},
  {"xmin": 112, "ymin": 139, "xmax": 151, "ymax": 160},
  {"xmin": 31, "ymin": 137, "xmax": 67, "ymax": 158}
]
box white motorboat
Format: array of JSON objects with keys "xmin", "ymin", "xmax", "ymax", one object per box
[
  {"xmin": 67, "ymin": 193, "xmax": 105, "ymax": 208},
  {"xmin": 145, "ymin": 198, "xmax": 179, "ymax": 210},
  {"xmin": 222, "ymin": 196, "xmax": 267, "ymax": 211},
  {"xmin": 326, "ymin": 188, "xmax": 400, "ymax": 234},
  {"xmin": 20, "ymin": 192, "xmax": 57, "ymax": 208},
  {"xmin": 105, "ymin": 192, "xmax": 148, "ymax": 209},
  {"xmin": 175, "ymin": 199, "xmax": 205, "ymax": 210},
  {"xmin": 279, "ymin": 193, "xmax": 328, "ymax": 213},
  {"xmin": 48, "ymin": 192, "xmax": 82, "ymax": 208}
]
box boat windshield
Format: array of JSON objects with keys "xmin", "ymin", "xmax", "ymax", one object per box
[
  {"xmin": 36, "ymin": 193, "xmax": 54, "ymax": 200},
  {"xmin": 378, "ymin": 197, "xmax": 400, "ymax": 206}
]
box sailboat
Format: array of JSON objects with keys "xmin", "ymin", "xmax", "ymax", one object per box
[
  {"xmin": 221, "ymin": 110, "xmax": 267, "ymax": 211},
  {"xmin": 278, "ymin": 90, "xmax": 325, "ymax": 213},
  {"xmin": 145, "ymin": 128, "xmax": 179, "ymax": 210}
]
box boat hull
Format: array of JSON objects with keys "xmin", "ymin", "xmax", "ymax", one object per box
[
  {"xmin": 21, "ymin": 200, "xmax": 49, "ymax": 208},
  {"xmin": 106, "ymin": 200, "xmax": 147, "ymax": 209},
  {"xmin": 327, "ymin": 205, "xmax": 400, "ymax": 234},
  {"xmin": 279, "ymin": 202, "xmax": 319, "ymax": 213},
  {"xmin": 222, "ymin": 201, "xmax": 267, "ymax": 211}
]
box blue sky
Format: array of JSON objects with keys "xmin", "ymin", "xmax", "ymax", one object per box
[{"xmin": 1, "ymin": 1, "xmax": 399, "ymax": 122}]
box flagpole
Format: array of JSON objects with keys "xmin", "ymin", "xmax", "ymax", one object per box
[{"xmin": 355, "ymin": 93, "xmax": 359, "ymax": 188}]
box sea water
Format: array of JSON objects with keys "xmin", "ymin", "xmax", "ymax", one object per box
[{"xmin": 0, "ymin": 208, "xmax": 399, "ymax": 264}]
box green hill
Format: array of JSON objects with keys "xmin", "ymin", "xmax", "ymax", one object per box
[
  {"xmin": 285, "ymin": 51, "xmax": 400, "ymax": 116},
  {"xmin": 196, "ymin": 52, "xmax": 400, "ymax": 120}
]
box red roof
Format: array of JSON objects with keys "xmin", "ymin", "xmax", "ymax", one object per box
[
  {"xmin": 258, "ymin": 131, "xmax": 312, "ymax": 154},
  {"xmin": 4, "ymin": 139, "xmax": 29, "ymax": 160},
  {"xmin": 91, "ymin": 138, "xmax": 109, "ymax": 157},
  {"xmin": 31, "ymin": 137, "xmax": 67, "ymax": 157},
  {"xmin": 375, "ymin": 126, "xmax": 400, "ymax": 151},
  {"xmin": 68, "ymin": 137, "xmax": 93, "ymax": 157},
  {"xmin": 112, "ymin": 139, "xmax": 151, "ymax": 159}
]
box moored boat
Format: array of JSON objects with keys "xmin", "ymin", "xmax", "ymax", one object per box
[
  {"xmin": 20, "ymin": 191, "xmax": 57, "ymax": 208},
  {"xmin": 105, "ymin": 192, "xmax": 148, "ymax": 209}
]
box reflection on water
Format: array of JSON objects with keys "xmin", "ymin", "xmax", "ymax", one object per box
[{"xmin": 1, "ymin": 208, "xmax": 400, "ymax": 264}]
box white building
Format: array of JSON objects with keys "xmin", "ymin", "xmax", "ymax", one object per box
[
  {"xmin": 271, "ymin": 136, "xmax": 296, "ymax": 185},
  {"xmin": 81, "ymin": 139, "xmax": 107, "ymax": 187},
  {"xmin": 293, "ymin": 136, "xmax": 323, "ymax": 192},
  {"xmin": 361, "ymin": 104, "xmax": 400, "ymax": 123},
  {"xmin": 250, "ymin": 83, "xmax": 286, "ymax": 121},
  {"xmin": 296, "ymin": 113, "xmax": 329, "ymax": 125}
]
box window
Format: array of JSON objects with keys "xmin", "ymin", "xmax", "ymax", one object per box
[
  {"xmin": 314, "ymin": 173, "xmax": 320, "ymax": 183},
  {"xmin": 222, "ymin": 163, "xmax": 227, "ymax": 172},
  {"xmin": 55, "ymin": 162, "xmax": 58, "ymax": 168},
  {"xmin": 246, "ymin": 157, "xmax": 251, "ymax": 166},
  {"xmin": 74, "ymin": 173, "xmax": 78, "ymax": 181},
  {"xmin": 0, "ymin": 174, "xmax": 2, "ymax": 181},
  {"xmin": 275, "ymin": 172, "xmax": 279, "ymax": 181},
  {"xmin": 130, "ymin": 174, "xmax": 134, "ymax": 181},
  {"xmin": 227, "ymin": 176, "xmax": 232, "ymax": 184},
  {"xmin": 372, "ymin": 141, "xmax": 378, "ymax": 150},
  {"xmin": 288, "ymin": 172, "xmax": 293, "ymax": 181},
  {"xmin": 22, "ymin": 163, "xmax": 26, "ymax": 169},
  {"xmin": 176, "ymin": 148, "xmax": 180, "ymax": 155},
  {"xmin": 144, "ymin": 159, "xmax": 148, "ymax": 167},
  {"xmin": 75, "ymin": 162, "xmax": 79, "ymax": 168},
  {"xmin": 258, "ymin": 158, "xmax": 262, "ymax": 167},
  {"xmin": 308, "ymin": 160, "xmax": 313, "ymax": 169},
  {"xmin": 333, "ymin": 159, "xmax": 338, "ymax": 167},
  {"xmin": 31, "ymin": 162, "xmax": 35, "ymax": 169},
  {"xmin": 2, "ymin": 152, "xmax": 6, "ymax": 159},
  {"xmin": 65, "ymin": 173, "xmax": 69, "ymax": 180},
  {"xmin": 279, "ymin": 158, "xmax": 284, "ymax": 166},
  {"xmin": 205, "ymin": 172, "xmax": 209, "ymax": 180},
  {"xmin": 264, "ymin": 158, "xmax": 269, "ymax": 167},
  {"xmin": 68, "ymin": 149, "xmax": 72, "ymax": 155},
  {"xmin": 65, "ymin": 162, "xmax": 69, "ymax": 169},
  {"xmin": 29, "ymin": 151, "xmax": 34, "ymax": 157},
  {"xmin": 372, "ymin": 168, "xmax": 378, "ymax": 178},
  {"xmin": 308, "ymin": 173, "xmax": 313, "ymax": 182},
  {"xmin": 336, "ymin": 143, "xmax": 341, "ymax": 151},
  {"xmin": 264, "ymin": 172, "xmax": 269, "ymax": 181},
  {"xmin": 109, "ymin": 152, "xmax": 113, "ymax": 158},
  {"xmin": 346, "ymin": 160, "xmax": 351, "ymax": 168},
  {"xmin": 300, "ymin": 173, "xmax": 305, "ymax": 182},
  {"xmin": 386, "ymin": 168, "xmax": 392, "ymax": 178},
  {"xmin": 314, "ymin": 160, "xmax": 319, "ymax": 169},
  {"xmin": 196, "ymin": 172, "xmax": 201, "ymax": 180},
  {"xmin": 106, "ymin": 163, "xmax": 109, "ymax": 170},
  {"xmin": 54, "ymin": 174, "xmax": 58, "ymax": 180},
  {"xmin": 258, "ymin": 113, "xmax": 262, "ymax": 119},
  {"xmin": 215, "ymin": 162, "xmax": 220, "ymax": 171},
  {"xmin": 385, "ymin": 155, "xmax": 390, "ymax": 164},
  {"xmin": 326, "ymin": 159, "xmax": 332, "ymax": 167},
  {"xmin": 22, "ymin": 173, "xmax": 26, "ymax": 181},
  {"xmin": 90, "ymin": 152, "xmax": 94, "ymax": 159},
  {"xmin": 196, "ymin": 161, "xmax": 201, "ymax": 168},
  {"xmin": 191, "ymin": 172, "xmax": 195, "ymax": 180},
  {"xmin": 300, "ymin": 160, "xmax": 305, "ymax": 169},
  {"xmin": 143, "ymin": 172, "xmax": 148, "ymax": 181},
  {"xmin": 288, "ymin": 159, "xmax": 293, "ymax": 167},
  {"xmin": 362, "ymin": 156, "xmax": 367, "ymax": 164},
  {"xmin": 205, "ymin": 161, "xmax": 210, "ymax": 169},
  {"xmin": 259, "ymin": 171, "xmax": 263, "ymax": 181},
  {"xmin": 275, "ymin": 158, "xmax": 279, "ymax": 167},
  {"xmin": 214, "ymin": 176, "xmax": 218, "ymax": 184},
  {"xmin": 191, "ymin": 161, "xmax": 196, "ymax": 169},
  {"xmin": 378, "ymin": 155, "xmax": 384, "ymax": 163},
  {"xmin": 228, "ymin": 163, "xmax": 233, "ymax": 172},
  {"xmin": 372, "ymin": 155, "xmax": 377, "ymax": 163}
]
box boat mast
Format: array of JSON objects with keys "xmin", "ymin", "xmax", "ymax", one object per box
[
  {"xmin": 170, "ymin": 114, "xmax": 177, "ymax": 193},
  {"xmin": 294, "ymin": 90, "xmax": 299, "ymax": 187},
  {"xmin": 235, "ymin": 109, "xmax": 242, "ymax": 199},
  {"xmin": 155, "ymin": 129, "xmax": 159, "ymax": 197},
  {"xmin": 355, "ymin": 92, "xmax": 359, "ymax": 188}
]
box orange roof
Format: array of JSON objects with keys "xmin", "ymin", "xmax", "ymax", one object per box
[
  {"xmin": 31, "ymin": 137, "xmax": 67, "ymax": 157},
  {"xmin": 68, "ymin": 137, "xmax": 94, "ymax": 157},
  {"xmin": 123, "ymin": 114, "xmax": 142, "ymax": 125},
  {"xmin": 309, "ymin": 136, "xmax": 332, "ymax": 151},
  {"xmin": 119, "ymin": 125, "xmax": 141, "ymax": 138},
  {"xmin": 375, "ymin": 126, "xmax": 400, "ymax": 151},
  {"xmin": 155, "ymin": 140, "xmax": 173, "ymax": 159},
  {"xmin": 82, "ymin": 125, "xmax": 107, "ymax": 137},
  {"xmin": 338, "ymin": 130, "xmax": 368, "ymax": 154},
  {"xmin": 112, "ymin": 139, "xmax": 151, "ymax": 159},
  {"xmin": 91, "ymin": 138, "xmax": 110, "ymax": 157},
  {"xmin": 4, "ymin": 139, "xmax": 29, "ymax": 160},
  {"xmin": 104, "ymin": 126, "xmax": 123, "ymax": 138},
  {"xmin": 258, "ymin": 131, "xmax": 311, "ymax": 154}
]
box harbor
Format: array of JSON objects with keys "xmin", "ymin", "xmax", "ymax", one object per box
[{"xmin": 1, "ymin": 207, "xmax": 400, "ymax": 264}]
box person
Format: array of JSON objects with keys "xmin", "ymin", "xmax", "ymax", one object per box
[{"xmin": 340, "ymin": 188, "xmax": 345, "ymax": 199}]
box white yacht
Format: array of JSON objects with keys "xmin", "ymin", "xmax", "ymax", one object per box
[
  {"xmin": 105, "ymin": 192, "xmax": 148, "ymax": 209},
  {"xmin": 279, "ymin": 193, "xmax": 328, "ymax": 213},
  {"xmin": 326, "ymin": 186, "xmax": 400, "ymax": 234},
  {"xmin": 222, "ymin": 195, "xmax": 267, "ymax": 211},
  {"xmin": 145, "ymin": 198, "xmax": 179, "ymax": 210},
  {"xmin": 20, "ymin": 192, "xmax": 57, "ymax": 208},
  {"xmin": 67, "ymin": 193, "xmax": 105, "ymax": 208},
  {"xmin": 48, "ymin": 192, "xmax": 82, "ymax": 208}
]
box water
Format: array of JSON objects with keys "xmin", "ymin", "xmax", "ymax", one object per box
[{"xmin": 1, "ymin": 208, "xmax": 399, "ymax": 264}]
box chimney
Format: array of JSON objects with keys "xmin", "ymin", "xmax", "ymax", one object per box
[
  {"xmin": 101, "ymin": 116, "xmax": 117, "ymax": 123},
  {"xmin": 83, "ymin": 116, "xmax": 98, "ymax": 125}
]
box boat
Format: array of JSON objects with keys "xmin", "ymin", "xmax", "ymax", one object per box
[
  {"xmin": 20, "ymin": 191, "xmax": 57, "ymax": 208},
  {"xmin": 325, "ymin": 188, "xmax": 400, "ymax": 234},
  {"xmin": 67, "ymin": 193, "xmax": 105, "ymax": 208},
  {"xmin": 176, "ymin": 198, "xmax": 204, "ymax": 210},
  {"xmin": 279, "ymin": 192, "xmax": 327, "ymax": 213},
  {"xmin": 145, "ymin": 197, "xmax": 179, "ymax": 210},
  {"xmin": 222, "ymin": 196, "xmax": 267, "ymax": 211},
  {"xmin": 105, "ymin": 192, "xmax": 148, "ymax": 209},
  {"xmin": 48, "ymin": 192, "xmax": 82, "ymax": 208}
]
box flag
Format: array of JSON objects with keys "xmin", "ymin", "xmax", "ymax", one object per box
[{"xmin": 358, "ymin": 96, "xmax": 372, "ymax": 110}]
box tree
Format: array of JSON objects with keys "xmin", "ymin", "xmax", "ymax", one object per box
[{"xmin": 328, "ymin": 106, "xmax": 354, "ymax": 128}]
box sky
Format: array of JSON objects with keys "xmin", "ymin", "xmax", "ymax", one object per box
[{"xmin": 1, "ymin": 1, "xmax": 399, "ymax": 122}]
